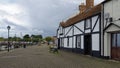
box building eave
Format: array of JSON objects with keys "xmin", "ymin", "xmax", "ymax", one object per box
[{"xmin": 101, "ymin": 0, "xmax": 111, "ymax": 4}]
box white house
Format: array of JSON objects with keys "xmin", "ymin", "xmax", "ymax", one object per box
[
  {"xmin": 103, "ymin": 0, "xmax": 120, "ymax": 60},
  {"xmin": 57, "ymin": 0, "xmax": 120, "ymax": 60},
  {"xmin": 57, "ymin": 0, "xmax": 102, "ymax": 57}
]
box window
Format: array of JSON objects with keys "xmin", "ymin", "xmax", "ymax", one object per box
[
  {"xmin": 112, "ymin": 33, "xmax": 120, "ymax": 47},
  {"xmin": 85, "ymin": 19, "xmax": 91, "ymax": 29},
  {"xmin": 112, "ymin": 34, "xmax": 116, "ymax": 47},
  {"xmin": 76, "ymin": 36, "xmax": 81, "ymax": 48},
  {"xmin": 117, "ymin": 34, "xmax": 120, "ymax": 47}
]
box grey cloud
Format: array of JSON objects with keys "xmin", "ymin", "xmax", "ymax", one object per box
[
  {"xmin": 0, "ymin": 0, "xmax": 104, "ymax": 37},
  {"xmin": 16, "ymin": 0, "xmax": 80, "ymax": 37},
  {"xmin": 2, "ymin": 19, "xmax": 28, "ymax": 30},
  {"xmin": 1, "ymin": 19, "xmax": 29, "ymax": 38}
]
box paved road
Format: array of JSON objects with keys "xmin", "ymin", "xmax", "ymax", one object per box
[{"xmin": 0, "ymin": 45, "xmax": 120, "ymax": 68}]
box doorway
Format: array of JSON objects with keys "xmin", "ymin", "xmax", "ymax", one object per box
[
  {"xmin": 58, "ymin": 39, "xmax": 60, "ymax": 49},
  {"xmin": 84, "ymin": 35, "xmax": 92, "ymax": 55},
  {"xmin": 111, "ymin": 33, "xmax": 120, "ymax": 60}
]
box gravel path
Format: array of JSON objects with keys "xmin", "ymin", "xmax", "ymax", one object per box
[{"xmin": 0, "ymin": 45, "xmax": 120, "ymax": 68}]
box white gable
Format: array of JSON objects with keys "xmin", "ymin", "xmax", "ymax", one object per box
[{"xmin": 106, "ymin": 24, "xmax": 120, "ymax": 32}]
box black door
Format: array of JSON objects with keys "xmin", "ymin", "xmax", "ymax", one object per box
[
  {"xmin": 58, "ymin": 39, "xmax": 60, "ymax": 49},
  {"xmin": 84, "ymin": 35, "xmax": 92, "ymax": 55}
]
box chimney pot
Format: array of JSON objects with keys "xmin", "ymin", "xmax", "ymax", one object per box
[
  {"xmin": 79, "ymin": 3, "xmax": 86, "ymax": 13},
  {"xmin": 86, "ymin": 0, "xmax": 94, "ymax": 9}
]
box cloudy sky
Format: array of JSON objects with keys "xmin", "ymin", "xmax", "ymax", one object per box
[{"xmin": 0, "ymin": 0, "xmax": 104, "ymax": 38}]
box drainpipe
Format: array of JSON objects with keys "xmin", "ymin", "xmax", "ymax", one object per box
[
  {"xmin": 102, "ymin": 3, "xmax": 105, "ymax": 58},
  {"xmin": 72, "ymin": 25, "xmax": 74, "ymax": 52}
]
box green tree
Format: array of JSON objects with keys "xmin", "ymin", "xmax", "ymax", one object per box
[
  {"xmin": 0, "ymin": 37, "xmax": 4, "ymax": 41},
  {"xmin": 23, "ymin": 34, "xmax": 31, "ymax": 42},
  {"xmin": 45, "ymin": 36, "xmax": 52, "ymax": 45},
  {"xmin": 31, "ymin": 35, "xmax": 43, "ymax": 43},
  {"xmin": 9, "ymin": 37, "xmax": 22, "ymax": 42}
]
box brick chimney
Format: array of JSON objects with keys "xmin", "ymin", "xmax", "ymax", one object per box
[
  {"xmin": 79, "ymin": 0, "xmax": 94, "ymax": 13},
  {"xmin": 86, "ymin": 0, "xmax": 94, "ymax": 9},
  {"xmin": 79, "ymin": 3, "xmax": 86, "ymax": 13}
]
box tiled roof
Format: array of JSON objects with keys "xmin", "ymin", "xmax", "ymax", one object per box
[{"xmin": 61, "ymin": 4, "xmax": 101, "ymax": 27}]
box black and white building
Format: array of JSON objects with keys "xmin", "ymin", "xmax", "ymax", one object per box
[
  {"xmin": 57, "ymin": 0, "xmax": 120, "ymax": 60},
  {"xmin": 57, "ymin": 0, "xmax": 102, "ymax": 57}
]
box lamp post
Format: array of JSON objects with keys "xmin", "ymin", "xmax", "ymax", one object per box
[{"xmin": 7, "ymin": 26, "xmax": 11, "ymax": 52}]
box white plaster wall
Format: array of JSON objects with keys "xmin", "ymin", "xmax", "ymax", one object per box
[
  {"xmin": 104, "ymin": 1, "xmax": 113, "ymax": 20},
  {"xmin": 73, "ymin": 36, "xmax": 76, "ymax": 48},
  {"xmin": 57, "ymin": 29, "xmax": 60, "ymax": 38},
  {"xmin": 74, "ymin": 21, "xmax": 84, "ymax": 35},
  {"xmin": 68, "ymin": 37, "xmax": 73, "ymax": 48},
  {"xmin": 64, "ymin": 38, "xmax": 68, "ymax": 48},
  {"xmin": 115, "ymin": 21, "xmax": 120, "ymax": 27},
  {"xmin": 67, "ymin": 28, "xmax": 73, "ymax": 36},
  {"xmin": 60, "ymin": 26, "xmax": 63, "ymax": 34},
  {"xmin": 92, "ymin": 16, "xmax": 98, "ymax": 28},
  {"xmin": 92, "ymin": 16, "xmax": 100, "ymax": 32},
  {"xmin": 104, "ymin": 33, "xmax": 111, "ymax": 57},
  {"xmin": 65, "ymin": 27, "xmax": 70, "ymax": 35},
  {"xmin": 104, "ymin": 0, "xmax": 120, "ymax": 26},
  {"xmin": 94, "ymin": 19, "xmax": 100, "ymax": 32},
  {"xmin": 74, "ymin": 27, "xmax": 82, "ymax": 35},
  {"xmin": 81, "ymin": 35, "xmax": 84, "ymax": 49},
  {"xmin": 65, "ymin": 26, "xmax": 73, "ymax": 36},
  {"xmin": 112, "ymin": 0, "xmax": 120, "ymax": 23},
  {"xmin": 92, "ymin": 34, "xmax": 100, "ymax": 51}
]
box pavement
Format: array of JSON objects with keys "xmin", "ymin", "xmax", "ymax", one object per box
[{"xmin": 0, "ymin": 44, "xmax": 120, "ymax": 68}]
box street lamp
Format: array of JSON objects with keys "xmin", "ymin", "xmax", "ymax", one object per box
[{"xmin": 7, "ymin": 26, "xmax": 11, "ymax": 52}]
